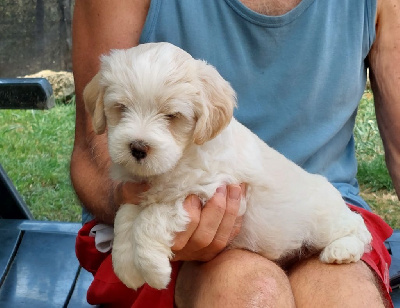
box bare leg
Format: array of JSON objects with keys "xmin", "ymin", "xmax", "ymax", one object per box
[
  {"xmin": 288, "ymin": 256, "xmax": 389, "ymax": 308},
  {"xmin": 175, "ymin": 249, "xmax": 295, "ymax": 308}
]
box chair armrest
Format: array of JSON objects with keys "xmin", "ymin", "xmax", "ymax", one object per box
[{"xmin": 0, "ymin": 78, "xmax": 54, "ymax": 109}]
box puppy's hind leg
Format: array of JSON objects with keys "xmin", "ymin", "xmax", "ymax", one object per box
[{"xmin": 319, "ymin": 210, "xmax": 372, "ymax": 264}]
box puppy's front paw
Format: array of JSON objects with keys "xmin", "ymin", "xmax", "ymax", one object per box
[
  {"xmin": 137, "ymin": 251, "xmax": 172, "ymax": 290},
  {"xmin": 112, "ymin": 253, "xmax": 146, "ymax": 290},
  {"xmin": 319, "ymin": 236, "xmax": 366, "ymax": 264},
  {"xmin": 142, "ymin": 263, "xmax": 172, "ymax": 290}
]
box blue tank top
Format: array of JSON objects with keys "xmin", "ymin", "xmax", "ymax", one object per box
[{"xmin": 139, "ymin": 0, "xmax": 377, "ymax": 210}]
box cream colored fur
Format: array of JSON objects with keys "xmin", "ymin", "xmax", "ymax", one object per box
[{"xmin": 84, "ymin": 42, "xmax": 372, "ymax": 290}]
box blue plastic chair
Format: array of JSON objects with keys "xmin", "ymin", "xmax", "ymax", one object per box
[{"xmin": 0, "ymin": 78, "xmax": 97, "ymax": 307}]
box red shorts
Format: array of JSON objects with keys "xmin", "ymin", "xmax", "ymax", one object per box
[{"xmin": 75, "ymin": 204, "xmax": 393, "ymax": 307}]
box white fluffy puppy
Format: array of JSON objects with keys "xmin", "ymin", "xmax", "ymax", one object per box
[{"xmin": 84, "ymin": 42, "xmax": 372, "ymax": 290}]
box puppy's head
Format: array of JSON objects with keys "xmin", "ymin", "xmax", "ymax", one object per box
[{"xmin": 83, "ymin": 42, "xmax": 236, "ymax": 178}]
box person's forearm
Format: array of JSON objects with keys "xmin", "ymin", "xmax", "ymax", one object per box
[
  {"xmin": 71, "ymin": 0, "xmax": 150, "ymax": 223},
  {"xmin": 368, "ymin": 0, "xmax": 400, "ymax": 199},
  {"xmin": 370, "ymin": 72, "xmax": 400, "ymax": 198},
  {"xmin": 373, "ymin": 96, "xmax": 400, "ymax": 198},
  {"xmin": 70, "ymin": 127, "xmax": 117, "ymax": 224}
]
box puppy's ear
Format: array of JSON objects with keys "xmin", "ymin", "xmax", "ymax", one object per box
[
  {"xmin": 83, "ymin": 73, "xmax": 106, "ymax": 134},
  {"xmin": 193, "ymin": 61, "xmax": 237, "ymax": 145}
]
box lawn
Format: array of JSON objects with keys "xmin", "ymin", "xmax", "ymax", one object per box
[
  {"xmin": 0, "ymin": 90, "xmax": 398, "ymax": 226},
  {"xmin": 354, "ymin": 91, "xmax": 400, "ymax": 227},
  {"xmin": 0, "ymin": 97, "xmax": 82, "ymax": 222}
]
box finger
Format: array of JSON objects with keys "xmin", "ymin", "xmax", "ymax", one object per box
[
  {"xmin": 183, "ymin": 186, "xmax": 227, "ymax": 252},
  {"xmin": 229, "ymin": 215, "xmax": 243, "ymax": 242},
  {"xmin": 172, "ymin": 195, "xmax": 201, "ymax": 251},
  {"xmin": 198, "ymin": 185, "xmax": 243, "ymax": 261},
  {"xmin": 229, "ymin": 183, "xmax": 246, "ymax": 240},
  {"xmin": 209, "ymin": 184, "xmax": 242, "ymax": 249},
  {"xmin": 240, "ymin": 183, "xmax": 247, "ymax": 197}
]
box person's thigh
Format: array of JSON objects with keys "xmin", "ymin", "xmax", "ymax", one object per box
[
  {"xmin": 175, "ymin": 249, "xmax": 295, "ymax": 308},
  {"xmin": 288, "ymin": 256, "xmax": 390, "ymax": 308}
]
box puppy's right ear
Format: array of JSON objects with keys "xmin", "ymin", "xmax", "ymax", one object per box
[{"xmin": 83, "ymin": 73, "xmax": 106, "ymax": 134}]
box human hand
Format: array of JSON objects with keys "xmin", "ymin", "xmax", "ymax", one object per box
[
  {"xmin": 171, "ymin": 184, "xmax": 245, "ymax": 262},
  {"xmin": 113, "ymin": 181, "xmax": 150, "ymax": 209},
  {"xmin": 101, "ymin": 181, "xmax": 149, "ymax": 225}
]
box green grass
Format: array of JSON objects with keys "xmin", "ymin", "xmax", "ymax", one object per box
[
  {"xmin": 354, "ymin": 90, "xmax": 399, "ymax": 228},
  {"xmin": 355, "ymin": 91, "xmax": 393, "ymax": 191},
  {"xmin": 0, "ymin": 90, "xmax": 398, "ymax": 227},
  {"xmin": 0, "ymin": 99, "xmax": 81, "ymax": 222}
]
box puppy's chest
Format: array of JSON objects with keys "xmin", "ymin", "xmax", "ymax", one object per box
[{"xmin": 140, "ymin": 152, "xmax": 240, "ymax": 207}]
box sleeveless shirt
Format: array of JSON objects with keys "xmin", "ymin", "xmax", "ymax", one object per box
[{"xmin": 139, "ymin": 0, "xmax": 377, "ymax": 210}]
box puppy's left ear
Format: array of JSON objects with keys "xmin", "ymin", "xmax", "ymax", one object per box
[
  {"xmin": 193, "ymin": 61, "xmax": 237, "ymax": 145},
  {"xmin": 83, "ymin": 73, "xmax": 106, "ymax": 134}
]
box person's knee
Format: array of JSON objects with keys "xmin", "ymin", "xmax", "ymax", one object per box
[
  {"xmin": 288, "ymin": 257, "xmax": 389, "ymax": 307},
  {"xmin": 175, "ymin": 249, "xmax": 295, "ymax": 308}
]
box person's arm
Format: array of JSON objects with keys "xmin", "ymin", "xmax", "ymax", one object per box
[
  {"xmin": 369, "ymin": 0, "xmax": 400, "ymax": 199},
  {"xmin": 71, "ymin": 0, "xmax": 150, "ymax": 224}
]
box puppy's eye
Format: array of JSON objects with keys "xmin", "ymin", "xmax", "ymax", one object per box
[
  {"xmin": 115, "ymin": 103, "xmax": 127, "ymax": 112},
  {"xmin": 165, "ymin": 113, "xmax": 180, "ymax": 120}
]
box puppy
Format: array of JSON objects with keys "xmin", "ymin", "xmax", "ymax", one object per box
[{"xmin": 84, "ymin": 42, "xmax": 372, "ymax": 290}]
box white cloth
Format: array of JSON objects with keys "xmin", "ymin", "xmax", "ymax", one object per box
[{"xmin": 89, "ymin": 224, "xmax": 114, "ymax": 253}]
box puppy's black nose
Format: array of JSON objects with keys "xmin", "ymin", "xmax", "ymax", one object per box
[{"xmin": 130, "ymin": 140, "xmax": 149, "ymax": 161}]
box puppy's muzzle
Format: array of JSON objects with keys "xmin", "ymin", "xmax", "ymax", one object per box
[{"xmin": 130, "ymin": 140, "xmax": 150, "ymax": 161}]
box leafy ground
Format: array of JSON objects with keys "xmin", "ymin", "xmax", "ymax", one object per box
[{"xmin": 0, "ymin": 91, "xmax": 399, "ymax": 226}]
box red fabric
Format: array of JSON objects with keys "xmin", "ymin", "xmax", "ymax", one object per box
[
  {"xmin": 75, "ymin": 220, "xmax": 181, "ymax": 308},
  {"xmin": 76, "ymin": 205, "xmax": 393, "ymax": 308},
  {"xmin": 86, "ymin": 255, "xmax": 180, "ymax": 308},
  {"xmin": 348, "ymin": 204, "xmax": 394, "ymax": 307},
  {"xmin": 75, "ymin": 220, "xmax": 108, "ymax": 275}
]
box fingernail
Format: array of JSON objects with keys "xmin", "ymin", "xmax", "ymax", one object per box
[
  {"xmin": 216, "ymin": 185, "xmax": 227, "ymax": 196},
  {"xmin": 228, "ymin": 186, "xmax": 241, "ymax": 200}
]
